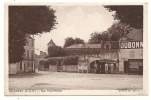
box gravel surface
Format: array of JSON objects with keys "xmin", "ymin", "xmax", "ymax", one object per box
[{"xmin": 9, "ymin": 71, "xmax": 143, "ymax": 90}]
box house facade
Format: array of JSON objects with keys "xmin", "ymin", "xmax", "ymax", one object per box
[
  {"xmin": 65, "ymin": 30, "xmax": 143, "ymax": 75},
  {"xmin": 65, "ymin": 41, "xmax": 119, "ymax": 74},
  {"xmin": 119, "ymin": 30, "xmax": 143, "ymax": 75},
  {"xmin": 9, "ymin": 35, "xmax": 35, "ymax": 74}
]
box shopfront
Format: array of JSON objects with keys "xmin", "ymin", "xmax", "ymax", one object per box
[{"xmin": 119, "ymin": 41, "xmax": 143, "ymax": 75}]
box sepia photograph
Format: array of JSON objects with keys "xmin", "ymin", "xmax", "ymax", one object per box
[{"xmin": 4, "ymin": 2, "xmax": 148, "ymax": 95}]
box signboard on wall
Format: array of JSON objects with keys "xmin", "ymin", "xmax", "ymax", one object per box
[
  {"xmin": 120, "ymin": 41, "xmax": 143, "ymax": 49},
  {"xmin": 78, "ymin": 61, "xmax": 89, "ymax": 70}
]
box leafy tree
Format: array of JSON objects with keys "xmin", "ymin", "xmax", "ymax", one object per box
[
  {"xmin": 104, "ymin": 5, "xmax": 143, "ymax": 29},
  {"xmin": 88, "ymin": 22, "xmax": 132, "ymax": 43},
  {"xmin": 63, "ymin": 37, "xmax": 85, "ymax": 48},
  {"xmin": 48, "ymin": 46, "xmax": 65, "ymax": 57},
  {"xmin": 88, "ymin": 31, "xmax": 109, "ymax": 44},
  {"xmin": 108, "ymin": 22, "xmax": 133, "ymax": 41},
  {"xmin": 88, "ymin": 32, "xmax": 110, "ymax": 44},
  {"xmin": 9, "ymin": 6, "xmax": 57, "ymax": 63}
]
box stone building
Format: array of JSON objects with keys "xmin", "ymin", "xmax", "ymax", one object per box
[
  {"xmin": 65, "ymin": 41, "xmax": 119, "ymax": 74},
  {"xmin": 9, "ymin": 35, "xmax": 35, "ymax": 74}
]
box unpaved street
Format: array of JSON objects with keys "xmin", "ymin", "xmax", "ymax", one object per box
[{"xmin": 9, "ymin": 71, "xmax": 143, "ymax": 90}]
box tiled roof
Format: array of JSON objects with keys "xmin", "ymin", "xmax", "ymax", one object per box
[
  {"xmin": 66, "ymin": 44, "xmax": 101, "ymax": 49},
  {"xmin": 65, "ymin": 41, "xmax": 119, "ymax": 49}
]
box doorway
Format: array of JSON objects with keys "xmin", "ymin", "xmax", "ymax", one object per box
[
  {"xmin": 99, "ymin": 62, "xmax": 105, "ymax": 74},
  {"xmin": 124, "ymin": 61, "xmax": 129, "ymax": 73},
  {"xmin": 139, "ymin": 66, "xmax": 143, "ymax": 75}
]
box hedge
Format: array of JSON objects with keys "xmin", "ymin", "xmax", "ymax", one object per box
[
  {"xmin": 63, "ymin": 56, "xmax": 79, "ymax": 65},
  {"xmin": 47, "ymin": 57, "xmax": 63, "ymax": 65},
  {"xmin": 46, "ymin": 56, "xmax": 79, "ymax": 65},
  {"xmin": 39, "ymin": 59, "xmax": 48, "ymax": 65}
]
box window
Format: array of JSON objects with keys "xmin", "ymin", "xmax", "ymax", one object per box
[
  {"xmin": 27, "ymin": 62, "xmax": 29, "ymax": 67},
  {"xmin": 27, "ymin": 50, "xmax": 29, "ymax": 59},
  {"xmin": 20, "ymin": 62, "xmax": 22, "ymax": 70},
  {"xmin": 31, "ymin": 40, "xmax": 34, "ymax": 46},
  {"xmin": 106, "ymin": 45, "xmax": 110, "ymax": 50},
  {"xmin": 31, "ymin": 51, "xmax": 34, "ymax": 59},
  {"xmin": 130, "ymin": 50, "xmax": 135, "ymax": 58}
]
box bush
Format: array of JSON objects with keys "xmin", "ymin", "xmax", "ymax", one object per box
[
  {"xmin": 39, "ymin": 59, "xmax": 48, "ymax": 65},
  {"xmin": 47, "ymin": 57, "xmax": 63, "ymax": 65},
  {"xmin": 47, "ymin": 56, "xmax": 79, "ymax": 65},
  {"xmin": 63, "ymin": 56, "xmax": 79, "ymax": 65}
]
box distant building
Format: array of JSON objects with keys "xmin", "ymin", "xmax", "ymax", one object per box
[
  {"xmin": 65, "ymin": 30, "xmax": 143, "ymax": 75},
  {"xmin": 34, "ymin": 51, "xmax": 48, "ymax": 71},
  {"xmin": 65, "ymin": 41, "xmax": 119, "ymax": 74},
  {"xmin": 47, "ymin": 39, "xmax": 56, "ymax": 48},
  {"xmin": 65, "ymin": 44, "xmax": 102, "ymax": 60},
  {"xmin": 9, "ymin": 35, "xmax": 35, "ymax": 74},
  {"xmin": 47, "ymin": 39, "xmax": 56, "ymax": 56},
  {"xmin": 34, "ymin": 51, "xmax": 47, "ymax": 58}
]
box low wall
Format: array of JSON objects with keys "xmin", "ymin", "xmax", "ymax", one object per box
[
  {"xmin": 49, "ymin": 65, "xmax": 78, "ymax": 72},
  {"xmin": 49, "ymin": 65, "xmax": 57, "ymax": 72},
  {"xmin": 63, "ymin": 65, "xmax": 78, "ymax": 72},
  {"xmin": 39, "ymin": 65, "xmax": 46, "ymax": 71}
]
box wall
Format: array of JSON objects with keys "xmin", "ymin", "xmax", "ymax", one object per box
[
  {"xmin": 119, "ymin": 48, "xmax": 143, "ymax": 74},
  {"xmin": 49, "ymin": 65, "xmax": 57, "ymax": 72},
  {"xmin": 9, "ymin": 63, "xmax": 19, "ymax": 74},
  {"xmin": 63, "ymin": 65, "xmax": 78, "ymax": 72},
  {"xmin": 49, "ymin": 65, "xmax": 78, "ymax": 72},
  {"xmin": 120, "ymin": 49, "xmax": 143, "ymax": 59},
  {"xmin": 38, "ymin": 65, "xmax": 45, "ymax": 71},
  {"xmin": 100, "ymin": 49, "xmax": 119, "ymax": 60},
  {"xmin": 24, "ymin": 35, "xmax": 34, "ymax": 60}
]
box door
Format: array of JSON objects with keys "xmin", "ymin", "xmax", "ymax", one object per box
[
  {"xmin": 129, "ymin": 60, "xmax": 139, "ymax": 74},
  {"xmin": 139, "ymin": 66, "xmax": 143, "ymax": 75},
  {"xmin": 124, "ymin": 61, "xmax": 129, "ymax": 73},
  {"xmin": 100, "ymin": 62, "xmax": 105, "ymax": 74}
]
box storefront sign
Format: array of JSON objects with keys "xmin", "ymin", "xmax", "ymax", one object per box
[{"xmin": 120, "ymin": 41, "xmax": 143, "ymax": 49}]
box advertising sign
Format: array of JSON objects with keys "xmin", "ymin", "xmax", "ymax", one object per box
[{"xmin": 120, "ymin": 41, "xmax": 143, "ymax": 49}]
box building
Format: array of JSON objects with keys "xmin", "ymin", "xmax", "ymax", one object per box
[
  {"xmin": 47, "ymin": 39, "xmax": 56, "ymax": 55},
  {"xmin": 65, "ymin": 41, "xmax": 119, "ymax": 74},
  {"xmin": 9, "ymin": 35, "xmax": 35, "ymax": 74},
  {"xmin": 65, "ymin": 44, "xmax": 102, "ymax": 60},
  {"xmin": 34, "ymin": 51, "xmax": 48, "ymax": 71},
  {"xmin": 119, "ymin": 30, "xmax": 143, "ymax": 75}
]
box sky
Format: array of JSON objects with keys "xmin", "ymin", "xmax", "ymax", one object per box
[{"xmin": 34, "ymin": 5, "xmax": 115, "ymax": 55}]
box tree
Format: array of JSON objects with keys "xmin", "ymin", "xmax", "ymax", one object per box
[
  {"xmin": 88, "ymin": 31, "xmax": 109, "ymax": 44},
  {"xmin": 88, "ymin": 22, "xmax": 133, "ymax": 43},
  {"xmin": 108, "ymin": 22, "xmax": 133, "ymax": 41},
  {"xmin": 104, "ymin": 5, "xmax": 143, "ymax": 29},
  {"xmin": 9, "ymin": 6, "xmax": 57, "ymax": 63},
  {"xmin": 63, "ymin": 37, "xmax": 85, "ymax": 48},
  {"xmin": 48, "ymin": 46, "xmax": 65, "ymax": 57}
]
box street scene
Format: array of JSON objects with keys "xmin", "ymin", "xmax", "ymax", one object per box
[
  {"xmin": 7, "ymin": 3, "xmax": 145, "ymax": 95},
  {"xmin": 9, "ymin": 71, "xmax": 143, "ymax": 90}
]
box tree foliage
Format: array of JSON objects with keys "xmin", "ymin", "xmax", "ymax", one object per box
[
  {"xmin": 88, "ymin": 31, "xmax": 109, "ymax": 44},
  {"xmin": 9, "ymin": 6, "xmax": 57, "ymax": 63},
  {"xmin": 63, "ymin": 37, "xmax": 85, "ymax": 48},
  {"xmin": 88, "ymin": 22, "xmax": 132, "ymax": 43},
  {"xmin": 104, "ymin": 5, "xmax": 143, "ymax": 29},
  {"xmin": 48, "ymin": 46, "xmax": 65, "ymax": 58}
]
